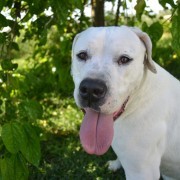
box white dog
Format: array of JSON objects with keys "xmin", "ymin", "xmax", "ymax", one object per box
[{"xmin": 71, "ymin": 26, "xmax": 180, "ymax": 180}]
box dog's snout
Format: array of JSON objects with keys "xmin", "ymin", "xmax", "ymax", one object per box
[{"xmin": 79, "ymin": 78, "xmax": 107, "ymax": 105}]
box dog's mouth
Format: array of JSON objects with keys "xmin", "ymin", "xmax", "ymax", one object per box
[{"xmin": 80, "ymin": 96, "xmax": 129, "ymax": 156}]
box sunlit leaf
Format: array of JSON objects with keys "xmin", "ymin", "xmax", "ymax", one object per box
[
  {"xmin": 135, "ymin": 0, "xmax": 146, "ymax": 20},
  {"xmin": 20, "ymin": 123, "xmax": 41, "ymax": 167},
  {"xmin": 2, "ymin": 122, "xmax": 26, "ymax": 154}
]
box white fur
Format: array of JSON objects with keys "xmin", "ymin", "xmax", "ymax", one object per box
[{"xmin": 71, "ymin": 26, "xmax": 180, "ymax": 180}]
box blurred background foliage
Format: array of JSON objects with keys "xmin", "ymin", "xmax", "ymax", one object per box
[{"xmin": 0, "ymin": 0, "xmax": 179, "ymax": 179}]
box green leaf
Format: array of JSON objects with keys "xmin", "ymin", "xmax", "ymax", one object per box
[
  {"xmin": 1, "ymin": 60, "xmax": 18, "ymax": 71},
  {"xmin": 19, "ymin": 100, "xmax": 43, "ymax": 121},
  {"xmin": 0, "ymin": 1, "xmax": 5, "ymax": 11},
  {"xmin": 0, "ymin": 99, "xmax": 3, "ymax": 106},
  {"xmin": 135, "ymin": 0, "xmax": 146, "ymax": 20},
  {"xmin": 142, "ymin": 21, "xmax": 148, "ymax": 32},
  {"xmin": 20, "ymin": 123, "xmax": 41, "ymax": 167},
  {"xmin": 2, "ymin": 122, "xmax": 41, "ymax": 167},
  {"xmin": 171, "ymin": 14, "xmax": 180, "ymax": 55},
  {"xmin": 147, "ymin": 22, "xmax": 164, "ymax": 46},
  {"xmin": 11, "ymin": 42, "xmax": 19, "ymax": 51},
  {"xmin": 159, "ymin": 0, "xmax": 175, "ymax": 8},
  {"xmin": 73, "ymin": 0, "xmax": 83, "ymax": 9},
  {"xmin": 0, "ymin": 14, "xmax": 8, "ymax": 27},
  {"xmin": 0, "ymin": 33, "xmax": 6, "ymax": 44},
  {"xmin": 1, "ymin": 122, "xmax": 26, "ymax": 154},
  {"xmin": 1, "ymin": 153, "xmax": 29, "ymax": 180}
]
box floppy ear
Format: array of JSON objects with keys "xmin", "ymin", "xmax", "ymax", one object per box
[{"xmin": 130, "ymin": 27, "xmax": 157, "ymax": 73}]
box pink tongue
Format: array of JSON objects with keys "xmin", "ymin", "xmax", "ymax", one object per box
[{"xmin": 80, "ymin": 108, "xmax": 114, "ymax": 155}]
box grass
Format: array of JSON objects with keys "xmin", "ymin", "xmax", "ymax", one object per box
[
  {"xmin": 30, "ymin": 135, "xmax": 125, "ymax": 180},
  {"xmin": 30, "ymin": 97, "xmax": 126, "ymax": 179}
]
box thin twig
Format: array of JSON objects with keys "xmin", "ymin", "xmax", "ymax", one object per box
[{"xmin": 114, "ymin": 0, "xmax": 121, "ymax": 26}]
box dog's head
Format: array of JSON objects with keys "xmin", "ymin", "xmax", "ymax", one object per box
[{"xmin": 71, "ymin": 26, "xmax": 156, "ymax": 155}]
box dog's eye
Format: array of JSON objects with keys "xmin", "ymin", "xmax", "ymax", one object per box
[
  {"xmin": 117, "ymin": 55, "xmax": 133, "ymax": 65},
  {"xmin": 77, "ymin": 51, "xmax": 88, "ymax": 61}
]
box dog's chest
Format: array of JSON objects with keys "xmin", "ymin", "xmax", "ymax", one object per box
[
  {"xmin": 111, "ymin": 118, "xmax": 143, "ymax": 160},
  {"xmin": 111, "ymin": 116, "xmax": 160, "ymax": 164}
]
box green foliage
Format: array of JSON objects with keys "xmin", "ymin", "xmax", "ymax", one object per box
[
  {"xmin": 1, "ymin": 153, "xmax": 29, "ymax": 180},
  {"xmin": 159, "ymin": 0, "xmax": 176, "ymax": 8},
  {"xmin": 0, "ymin": 0, "xmax": 89, "ymax": 178},
  {"xmin": 171, "ymin": 9, "xmax": 180, "ymax": 56},
  {"xmin": 142, "ymin": 21, "xmax": 164, "ymax": 49},
  {"xmin": 135, "ymin": 2, "xmax": 179, "ymax": 78},
  {"xmin": 1, "ymin": 60, "xmax": 18, "ymax": 71},
  {"xmin": 135, "ymin": 0, "xmax": 146, "ymax": 20},
  {"xmin": 19, "ymin": 100, "xmax": 43, "ymax": 121},
  {"xmin": 42, "ymin": 97, "xmax": 83, "ymax": 135},
  {"xmin": 2, "ymin": 122, "xmax": 26, "ymax": 154},
  {"xmin": 1, "ymin": 122, "xmax": 41, "ymax": 178},
  {"xmin": 20, "ymin": 123, "xmax": 41, "ymax": 167}
]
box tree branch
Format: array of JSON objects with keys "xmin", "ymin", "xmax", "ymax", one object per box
[{"xmin": 114, "ymin": 0, "xmax": 121, "ymax": 26}]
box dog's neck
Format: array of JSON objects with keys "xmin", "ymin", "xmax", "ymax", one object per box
[{"xmin": 123, "ymin": 64, "xmax": 159, "ymax": 118}]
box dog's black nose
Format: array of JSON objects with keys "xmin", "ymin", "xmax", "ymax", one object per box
[{"xmin": 79, "ymin": 78, "xmax": 107, "ymax": 105}]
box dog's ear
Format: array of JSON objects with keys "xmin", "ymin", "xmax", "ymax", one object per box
[{"xmin": 130, "ymin": 27, "xmax": 157, "ymax": 73}]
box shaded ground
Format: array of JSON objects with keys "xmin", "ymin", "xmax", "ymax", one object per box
[{"xmin": 30, "ymin": 134, "xmax": 125, "ymax": 180}]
